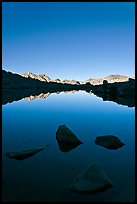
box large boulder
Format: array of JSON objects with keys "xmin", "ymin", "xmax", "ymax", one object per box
[
  {"xmin": 95, "ymin": 135, "xmax": 125, "ymax": 150},
  {"xmin": 56, "ymin": 125, "xmax": 83, "ymax": 144},
  {"xmin": 70, "ymin": 162, "xmax": 113, "ymax": 194}
]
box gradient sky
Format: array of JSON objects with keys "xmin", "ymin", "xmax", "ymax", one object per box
[{"xmin": 2, "ymin": 2, "xmax": 135, "ymax": 80}]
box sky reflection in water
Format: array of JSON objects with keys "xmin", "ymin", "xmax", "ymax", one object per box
[{"xmin": 2, "ymin": 91, "xmax": 135, "ymax": 202}]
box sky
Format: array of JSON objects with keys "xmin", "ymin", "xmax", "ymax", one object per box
[{"xmin": 2, "ymin": 2, "xmax": 135, "ymax": 81}]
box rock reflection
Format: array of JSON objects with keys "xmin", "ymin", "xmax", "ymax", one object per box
[{"xmin": 56, "ymin": 140, "xmax": 82, "ymax": 152}]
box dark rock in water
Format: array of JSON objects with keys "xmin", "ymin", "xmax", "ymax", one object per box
[
  {"xmin": 57, "ymin": 140, "xmax": 81, "ymax": 152},
  {"xmin": 56, "ymin": 125, "xmax": 83, "ymax": 144},
  {"xmin": 95, "ymin": 135, "xmax": 125, "ymax": 150},
  {"xmin": 46, "ymin": 144, "xmax": 50, "ymax": 147},
  {"xmin": 70, "ymin": 162, "xmax": 113, "ymax": 194},
  {"xmin": 6, "ymin": 147, "xmax": 45, "ymax": 160}
]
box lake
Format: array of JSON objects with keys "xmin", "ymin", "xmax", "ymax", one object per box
[{"xmin": 2, "ymin": 91, "xmax": 135, "ymax": 202}]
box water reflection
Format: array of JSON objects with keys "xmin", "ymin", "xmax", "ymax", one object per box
[
  {"xmin": 2, "ymin": 89, "xmax": 135, "ymax": 107},
  {"xmin": 23, "ymin": 93, "xmax": 51, "ymax": 101},
  {"xmin": 2, "ymin": 91, "xmax": 135, "ymax": 202}
]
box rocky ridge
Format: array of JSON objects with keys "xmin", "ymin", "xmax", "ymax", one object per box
[
  {"xmin": 21, "ymin": 72, "xmax": 51, "ymax": 82},
  {"xmin": 20, "ymin": 72, "xmax": 133, "ymax": 85}
]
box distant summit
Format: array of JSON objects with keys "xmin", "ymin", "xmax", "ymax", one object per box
[{"xmin": 86, "ymin": 74, "xmax": 130, "ymax": 85}]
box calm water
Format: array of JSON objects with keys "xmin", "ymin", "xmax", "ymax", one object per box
[{"xmin": 2, "ymin": 91, "xmax": 135, "ymax": 202}]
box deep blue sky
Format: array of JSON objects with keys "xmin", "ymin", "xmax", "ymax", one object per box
[{"xmin": 2, "ymin": 2, "xmax": 135, "ymax": 80}]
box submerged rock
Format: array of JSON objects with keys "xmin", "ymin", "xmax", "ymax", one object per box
[
  {"xmin": 70, "ymin": 162, "xmax": 113, "ymax": 194},
  {"xmin": 95, "ymin": 135, "xmax": 125, "ymax": 150},
  {"xmin": 57, "ymin": 140, "xmax": 81, "ymax": 152},
  {"xmin": 56, "ymin": 125, "xmax": 83, "ymax": 144},
  {"xmin": 6, "ymin": 147, "xmax": 45, "ymax": 160}
]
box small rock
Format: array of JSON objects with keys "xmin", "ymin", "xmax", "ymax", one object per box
[
  {"xmin": 95, "ymin": 135, "xmax": 125, "ymax": 150},
  {"xmin": 6, "ymin": 147, "xmax": 45, "ymax": 160},
  {"xmin": 70, "ymin": 162, "xmax": 114, "ymax": 194}
]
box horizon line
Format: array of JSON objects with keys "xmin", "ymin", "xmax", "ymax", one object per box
[{"xmin": 2, "ymin": 68, "xmax": 135, "ymax": 81}]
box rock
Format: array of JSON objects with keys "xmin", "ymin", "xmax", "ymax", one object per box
[
  {"xmin": 6, "ymin": 147, "xmax": 45, "ymax": 160},
  {"xmin": 56, "ymin": 125, "xmax": 83, "ymax": 144},
  {"xmin": 46, "ymin": 144, "xmax": 50, "ymax": 147},
  {"xmin": 70, "ymin": 162, "xmax": 114, "ymax": 194},
  {"xmin": 128, "ymin": 78, "xmax": 135, "ymax": 82},
  {"xmin": 95, "ymin": 135, "xmax": 125, "ymax": 150},
  {"xmin": 86, "ymin": 82, "xmax": 91, "ymax": 85},
  {"xmin": 76, "ymin": 81, "xmax": 80, "ymax": 85},
  {"xmin": 103, "ymin": 80, "xmax": 108, "ymax": 85},
  {"xmin": 57, "ymin": 140, "xmax": 81, "ymax": 152}
]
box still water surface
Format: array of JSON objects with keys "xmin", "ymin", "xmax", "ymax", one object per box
[{"xmin": 2, "ymin": 91, "xmax": 135, "ymax": 202}]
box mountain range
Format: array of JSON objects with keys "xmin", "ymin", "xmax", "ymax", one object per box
[
  {"xmin": 2, "ymin": 70, "xmax": 135, "ymax": 107},
  {"xmin": 20, "ymin": 72, "xmax": 134, "ymax": 85}
]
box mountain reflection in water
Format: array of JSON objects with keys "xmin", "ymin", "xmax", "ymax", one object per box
[
  {"xmin": 2, "ymin": 88, "xmax": 135, "ymax": 107},
  {"xmin": 2, "ymin": 90, "xmax": 135, "ymax": 202}
]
